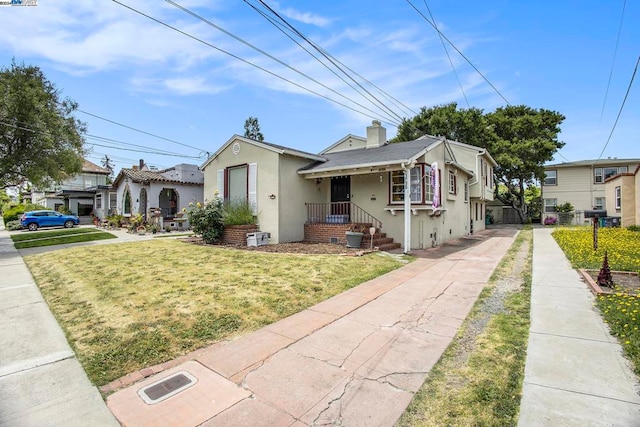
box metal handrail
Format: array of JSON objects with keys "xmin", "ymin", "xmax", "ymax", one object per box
[{"xmin": 305, "ymin": 202, "xmax": 382, "ymax": 229}]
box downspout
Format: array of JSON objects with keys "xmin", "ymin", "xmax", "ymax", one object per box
[{"xmin": 401, "ymin": 160, "xmax": 416, "ymax": 253}]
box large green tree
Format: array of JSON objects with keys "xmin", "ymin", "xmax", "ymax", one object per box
[
  {"xmin": 0, "ymin": 60, "xmax": 85, "ymax": 189},
  {"xmin": 393, "ymin": 103, "xmax": 564, "ymax": 223}
]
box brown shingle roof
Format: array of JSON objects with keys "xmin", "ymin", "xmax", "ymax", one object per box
[{"xmin": 82, "ymin": 159, "xmax": 110, "ymax": 174}]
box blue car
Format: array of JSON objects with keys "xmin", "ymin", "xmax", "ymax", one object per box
[{"xmin": 20, "ymin": 210, "xmax": 80, "ymax": 231}]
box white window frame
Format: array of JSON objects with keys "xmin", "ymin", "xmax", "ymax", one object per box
[
  {"xmin": 593, "ymin": 197, "xmax": 605, "ymax": 210},
  {"xmin": 448, "ymin": 170, "xmax": 457, "ymax": 194},
  {"xmin": 464, "ymin": 180, "xmax": 469, "ymax": 202},
  {"xmin": 543, "ymin": 198, "xmax": 557, "ymax": 213},
  {"xmin": 389, "ymin": 164, "xmax": 433, "ymax": 204},
  {"xmin": 544, "ymin": 170, "xmax": 557, "ymax": 186},
  {"xmin": 615, "ymin": 186, "xmax": 621, "ymax": 209},
  {"xmin": 95, "ymin": 194, "xmax": 102, "ymax": 210}
]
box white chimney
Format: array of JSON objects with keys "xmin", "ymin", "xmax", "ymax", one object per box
[{"xmin": 366, "ymin": 120, "xmax": 386, "ymax": 149}]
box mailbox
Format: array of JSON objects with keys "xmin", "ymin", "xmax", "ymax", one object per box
[{"xmin": 584, "ymin": 210, "xmax": 606, "ymax": 218}]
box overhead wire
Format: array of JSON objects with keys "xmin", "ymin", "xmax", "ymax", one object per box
[
  {"xmin": 594, "ymin": 56, "xmax": 639, "ymax": 164},
  {"xmin": 243, "ymin": 0, "xmax": 415, "ymax": 120},
  {"xmin": 112, "ymin": 0, "xmax": 397, "ymax": 127},
  {"xmin": 405, "ymin": 0, "xmax": 510, "ymax": 106},
  {"xmin": 250, "ymin": 0, "xmax": 407, "ymax": 123},
  {"xmin": 422, "ymin": 0, "xmax": 470, "ymax": 108},
  {"xmin": 599, "ymin": 0, "xmax": 627, "ymax": 123},
  {"xmin": 161, "ymin": 0, "xmax": 402, "ymax": 126}
]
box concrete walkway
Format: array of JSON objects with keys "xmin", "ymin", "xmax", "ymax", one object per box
[
  {"xmin": 0, "ymin": 224, "xmax": 119, "ymax": 426},
  {"xmin": 519, "ymin": 228, "xmax": 640, "ymax": 426},
  {"xmin": 106, "ymin": 229, "xmax": 517, "ymax": 426}
]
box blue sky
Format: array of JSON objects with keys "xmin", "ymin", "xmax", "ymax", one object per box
[{"xmin": 1, "ymin": 0, "xmax": 638, "ymax": 173}]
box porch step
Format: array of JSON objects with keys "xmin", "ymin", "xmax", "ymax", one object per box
[
  {"xmin": 361, "ymin": 232, "xmax": 401, "ymax": 252},
  {"xmin": 378, "ymin": 242, "xmax": 402, "ymax": 251}
]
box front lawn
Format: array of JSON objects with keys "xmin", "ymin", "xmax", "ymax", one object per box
[
  {"xmin": 553, "ymin": 227, "xmax": 640, "ymax": 375},
  {"xmin": 23, "ymin": 240, "xmax": 406, "ymax": 386},
  {"xmin": 11, "ymin": 228, "xmax": 117, "ymax": 249}
]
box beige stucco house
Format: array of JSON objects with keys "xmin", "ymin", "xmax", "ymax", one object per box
[
  {"xmin": 604, "ymin": 164, "xmax": 640, "ymax": 228},
  {"xmin": 201, "ymin": 121, "xmax": 496, "ymax": 252},
  {"xmin": 28, "ymin": 159, "xmax": 111, "ymax": 222},
  {"xmin": 109, "ymin": 160, "xmax": 204, "ymax": 227},
  {"xmin": 542, "ymin": 158, "xmax": 640, "ymax": 225}
]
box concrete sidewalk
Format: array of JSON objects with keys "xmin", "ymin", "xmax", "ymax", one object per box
[
  {"xmin": 518, "ymin": 228, "xmax": 640, "ymax": 425},
  {"xmin": 0, "ymin": 223, "xmax": 119, "ymax": 426},
  {"xmin": 106, "ymin": 229, "xmax": 517, "ymax": 426}
]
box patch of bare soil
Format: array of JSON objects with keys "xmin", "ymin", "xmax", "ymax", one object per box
[
  {"xmin": 181, "ymin": 237, "xmax": 366, "ymax": 255},
  {"xmin": 453, "ymin": 233, "xmax": 531, "ymax": 364},
  {"xmin": 586, "ymin": 271, "xmax": 640, "ymax": 294}
]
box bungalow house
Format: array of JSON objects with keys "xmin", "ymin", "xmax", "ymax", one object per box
[
  {"xmin": 201, "ymin": 121, "xmax": 496, "ymax": 251},
  {"xmin": 110, "ymin": 160, "xmax": 204, "ymax": 228},
  {"xmin": 542, "ymin": 158, "xmax": 640, "ymax": 225},
  {"xmin": 603, "ymin": 164, "xmax": 640, "ymax": 228},
  {"xmin": 28, "ymin": 159, "xmax": 111, "ymax": 223}
]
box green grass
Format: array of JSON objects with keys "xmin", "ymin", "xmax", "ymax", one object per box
[
  {"xmin": 23, "ymin": 240, "xmax": 406, "ymax": 386},
  {"xmin": 12, "ymin": 229, "xmax": 117, "ymax": 249},
  {"xmin": 553, "ymin": 227, "xmax": 640, "ymax": 375},
  {"xmin": 398, "ymin": 228, "xmax": 532, "ymax": 426},
  {"xmin": 10, "ymin": 227, "xmax": 99, "ymax": 242}
]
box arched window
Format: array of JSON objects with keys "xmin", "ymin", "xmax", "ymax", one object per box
[{"xmin": 124, "ymin": 189, "xmax": 131, "ymax": 215}]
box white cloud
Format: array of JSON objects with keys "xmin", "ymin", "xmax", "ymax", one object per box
[{"xmin": 279, "ymin": 7, "xmax": 331, "ymax": 27}]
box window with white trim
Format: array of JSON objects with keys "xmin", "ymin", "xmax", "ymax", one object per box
[
  {"xmin": 95, "ymin": 194, "xmax": 102, "ymax": 209},
  {"xmin": 448, "ymin": 170, "xmax": 457, "ymax": 194},
  {"xmin": 389, "ymin": 164, "xmax": 433, "ymax": 204},
  {"xmin": 595, "ymin": 166, "xmax": 628, "ymax": 183},
  {"xmin": 615, "ymin": 186, "xmax": 621, "ymax": 209},
  {"xmin": 109, "ymin": 192, "xmax": 117, "ymax": 212},
  {"xmin": 543, "ymin": 198, "xmax": 557, "ymax": 213},
  {"xmin": 544, "ymin": 170, "xmax": 557, "ymax": 185},
  {"xmin": 464, "ymin": 180, "xmax": 469, "ymax": 202},
  {"xmin": 218, "ymin": 163, "xmax": 258, "ymax": 213},
  {"xmin": 593, "ymin": 197, "xmax": 605, "ymax": 210}
]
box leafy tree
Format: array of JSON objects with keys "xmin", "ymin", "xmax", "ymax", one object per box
[
  {"xmin": 0, "ymin": 60, "xmax": 85, "ymax": 189},
  {"xmin": 392, "ymin": 102, "xmax": 489, "ymax": 147},
  {"xmin": 486, "ymin": 105, "xmax": 565, "ymax": 222},
  {"xmin": 393, "ymin": 103, "xmax": 564, "ymax": 223},
  {"xmin": 243, "ymin": 116, "xmax": 264, "ymax": 142}
]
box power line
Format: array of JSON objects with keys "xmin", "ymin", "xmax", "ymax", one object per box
[
  {"xmin": 250, "ymin": 0, "xmax": 406, "ymax": 123},
  {"xmin": 595, "ymin": 56, "xmax": 639, "ymax": 164},
  {"xmin": 405, "ymin": 0, "xmax": 510, "ymax": 106},
  {"xmin": 76, "ymin": 108, "xmax": 208, "ymax": 155},
  {"xmin": 423, "ymin": 0, "xmax": 469, "ymax": 108},
  {"xmin": 161, "ymin": 0, "xmax": 402, "ymax": 125},
  {"xmin": 599, "ymin": 0, "xmax": 627, "ymax": 123},
  {"xmin": 244, "ymin": 0, "xmax": 416, "ymax": 120},
  {"xmin": 112, "ymin": 0, "xmax": 399, "ymax": 127}
]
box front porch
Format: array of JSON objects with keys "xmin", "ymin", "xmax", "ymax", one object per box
[{"xmin": 303, "ymin": 202, "xmax": 400, "ymax": 250}]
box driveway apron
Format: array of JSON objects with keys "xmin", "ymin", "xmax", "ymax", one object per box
[{"xmin": 107, "ymin": 229, "xmax": 516, "ymax": 426}]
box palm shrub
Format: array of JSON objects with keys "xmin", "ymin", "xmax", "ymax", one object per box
[{"xmin": 184, "ymin": 198, "xmax": 224, "ymax": 244}]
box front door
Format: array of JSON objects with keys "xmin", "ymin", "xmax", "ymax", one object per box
[{"xmin": 330, "ymin": 176, "xmax": 351, "ymax": 216}]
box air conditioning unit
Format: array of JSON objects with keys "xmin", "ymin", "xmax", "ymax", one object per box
[{"xmin": 247, "ymin": 232, "xmax": 269, "ymax": 247}]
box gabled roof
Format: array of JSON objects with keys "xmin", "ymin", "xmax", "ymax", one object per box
[
  {"xmin": 200, "ymin": 135, "xmax": 325, "ymax": 170},
  {"xmin": 82, "ymin": 159, "xmax": 111, "ymax": 175},
  {"xmin": 545, "ymin": 158, "xmax": 640, "ymax": 168},
  {"xmin": 299, "ymin": 136, "xmax": 443, "ymax": 175},
  {"xmin": 319, "ymin": 134, "xmax": 366, "ymax": 154}
]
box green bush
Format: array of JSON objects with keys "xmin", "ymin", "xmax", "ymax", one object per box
[
  {"xmin": 223, "ymin": 200, "xmax": 257, "ymax": 226},
  {"xmin": 56, "ymin": 205, "xmax": 73, "ymax": 215},
  {"xmin": 627, "ymin": 225, "xmax": 640, "ymax": 232},
  {"xmin": 184, "ymin": 198, "xmax": 224, "ymax": 244},
  {"xmin": 2, "ymin": 203, "xmax": 45, "ymax": 223},
  {"xmin": 5, "ymin": 220, "xmax": 22, "ymax": 231}
]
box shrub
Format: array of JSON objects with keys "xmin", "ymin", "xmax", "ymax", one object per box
[
  {"xmin": 543, "ymin": 216, "xmax": 557, "ymax": 225},
  {"xmin": 2, "ymin": 203, "xmax": 45, "ymax": 223},
  {"xmin": 184, "ymin": 198, "xmax": 224, "ymax": 244},
  {"xmin": 222, "ymin": 200, "xmax": 257, "ymax": 226},
  {"xmin": 5, "ymin": 220, "xmax": 22, "ymax": 231},
  {"xmin": 627, "ymin": 225, "xmax": 640, "ymax": 233},
  {"xmin": 555, "ymin": 202, "xmax": 574, "ymax": 213},
  {"xmin": 56, "ymin": 205, "xmax": 73, "ymax": 215}
]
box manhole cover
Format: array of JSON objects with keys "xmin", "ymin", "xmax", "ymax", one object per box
[{"xmin": 138, "ymin": 371, "xmax": 198, "ymax": 404}]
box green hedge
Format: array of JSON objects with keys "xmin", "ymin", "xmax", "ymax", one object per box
[{"xmin": 2, "ymin": 204, "xmax": 47, "ymax": 223}]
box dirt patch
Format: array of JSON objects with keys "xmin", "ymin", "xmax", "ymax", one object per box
[
  {"xmin": 583, "ymin": 270, "xmax": 640, "ymax": 294},
  {"xmin": 181, "ymin": 238, "xmax": 367, "ymax": 255}
]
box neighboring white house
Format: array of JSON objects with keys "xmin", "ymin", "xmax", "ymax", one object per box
[
  {"xmin": 201, "ymin": 121, "xmax": 496, "ymax": 251},
  {"xmin": 542, "ymin": 158, "xmax": 640, "ymax": 225},
  {"xmin": 110, "ymin": 160, "xmax": 204, "ymax": 227},
  {"xmin": 604, "ymin": 164, "xmax": 640, "ymax": 228},
  {"xmin": 29, "ymin": 159, "xmax": 111, "ymax": 221}
]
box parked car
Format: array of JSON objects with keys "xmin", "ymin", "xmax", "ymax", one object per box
[{"xmin": 20, "ymin": 210, "xmax": 80, "ymax": 231}]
